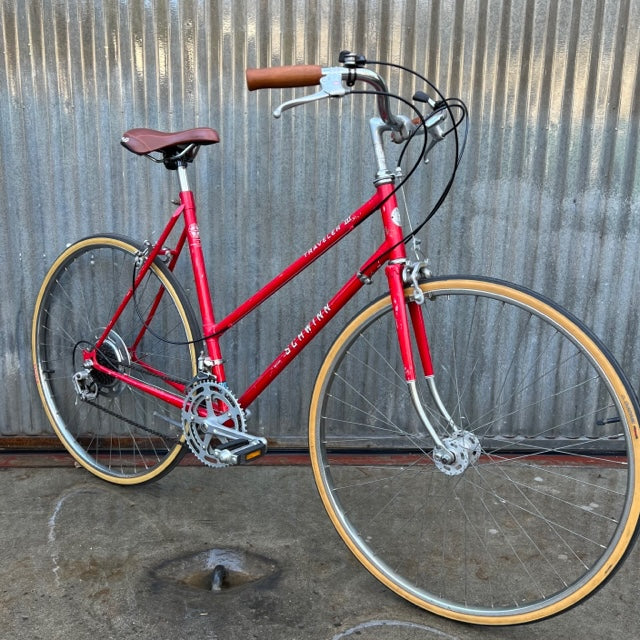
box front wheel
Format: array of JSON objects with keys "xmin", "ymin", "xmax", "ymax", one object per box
[{"xmin": 309, "ymin": 276, "xmax": 640, "ymax": 625}]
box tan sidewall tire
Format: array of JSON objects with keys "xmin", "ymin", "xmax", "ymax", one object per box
[
  {"xmin": 32, "ymin": 236, "xmax": 197, "ymax": 485},
  {"xmin": 309, "ymin": 277, "xmax": 640, "ymax": 624}
]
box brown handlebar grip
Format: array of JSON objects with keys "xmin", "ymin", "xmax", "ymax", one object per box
[{"xmin": 246, "ymin": 65, "xmax": 323, "ymax": 91}]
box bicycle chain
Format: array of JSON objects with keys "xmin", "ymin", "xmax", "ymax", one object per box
[{"xmin": 82, "ymin": 397, "xmax": 176, "ymax": 441}]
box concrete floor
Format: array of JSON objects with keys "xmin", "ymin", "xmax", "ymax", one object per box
[{"xmin": 1, "ymin": 459, "xmax": 639, "ymax": 639}]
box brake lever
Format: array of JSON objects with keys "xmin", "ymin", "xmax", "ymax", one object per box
[
  {"xmin": 424, "ymin": 110, "xmax": 447, "ymax": 137},
  {"xmin": 273, "ymin": 71, "xmax": 346, "ymax": 118},
  {"xmin": 420, "ymin": 111, "xmax": 448, "ymax": 162}
]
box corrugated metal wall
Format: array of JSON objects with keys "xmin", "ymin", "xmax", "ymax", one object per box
[{"xmin": 2, "ymin": 0, "xmax": 640, "ymax": 444}]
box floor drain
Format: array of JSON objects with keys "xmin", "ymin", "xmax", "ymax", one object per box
[
  {"xmin": 153, "ymin": 548, "xmax": 278, "ymax": 594},
  {"xmin": 210, "ymin": 564, "xmax": 227, "ymax": 591}
]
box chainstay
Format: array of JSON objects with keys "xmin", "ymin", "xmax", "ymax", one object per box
[
  {"xmin": 92, "ymin": 342, "xmax": 191, "ymax": 388},
  {"xmin": 82, "ymin": 357, "xmax": 188, "ymax": 442},
  {"xmin": 118, "ymin": 357, "xmax": 191, "ymax": 387}
]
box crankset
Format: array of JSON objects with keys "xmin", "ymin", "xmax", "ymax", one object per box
[{"xmin": 181, "ymin": 378, "xmax": 267, "ymax": 467}]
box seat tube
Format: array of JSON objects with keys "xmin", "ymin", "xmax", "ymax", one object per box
[{"xmin": 178, "ymin": 165, "xmax": 226, "ymax": 381}]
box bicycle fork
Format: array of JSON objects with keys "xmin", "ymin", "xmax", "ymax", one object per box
[{"xmin": 385, "ymin": 245, "xmax": 479, "ymax": 474}]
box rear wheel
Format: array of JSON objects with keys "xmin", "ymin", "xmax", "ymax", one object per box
[
  {"xmin": 309, "ymin": 276, "xmax": 640, "ymax": 624},
  {"xmin": 32, "ymin": 234, "xmax": 200, "ymax": 485}
]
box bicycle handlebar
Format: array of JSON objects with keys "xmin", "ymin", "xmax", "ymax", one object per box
[
  {"xmin": 245, "ymin": 62, "xmax": 406, "ymax": 132},
  {"xmin": 246, "ymin": 65, "xmax": 323, "ymax": 90}
]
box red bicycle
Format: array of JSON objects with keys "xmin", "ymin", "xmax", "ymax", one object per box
[{"xmin": 32, "ymin": 52, "xmax": 640, "ymax": 625}]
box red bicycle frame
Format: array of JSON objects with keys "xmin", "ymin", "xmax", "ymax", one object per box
[{"xmin": 84, "ymin": 174, "xmax": 432, "ymax": 413}]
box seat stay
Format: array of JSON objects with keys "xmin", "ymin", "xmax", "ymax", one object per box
[{"xmin": 92, "ymin": 203, "xmax": 186, "ymax": 354}]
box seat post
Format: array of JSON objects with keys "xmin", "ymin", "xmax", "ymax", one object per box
[{"xmin": 177, "ymin": 163, "xmax": 191, "ymax": 193}]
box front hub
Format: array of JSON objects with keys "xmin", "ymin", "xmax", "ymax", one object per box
[{"xmin": 433, "ymin": 431, "xmax": 481, "ymax": 476}]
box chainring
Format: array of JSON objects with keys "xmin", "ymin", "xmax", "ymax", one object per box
[{"xmin": 181, "ymin": 378, "xmax": 247, "ymax": 467}]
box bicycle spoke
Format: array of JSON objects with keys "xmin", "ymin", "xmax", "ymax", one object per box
[
  {"xmin": 310, "ymin": 277, "xmax": 640, "ymax": 623},
  {"xmin": 33, "ymin": 236, "xmax": 198, "ymax": 483}
]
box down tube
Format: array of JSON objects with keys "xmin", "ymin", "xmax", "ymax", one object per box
[{"xmin": 239, "ymin": 274, "xmax": 365, "ymax": 409}]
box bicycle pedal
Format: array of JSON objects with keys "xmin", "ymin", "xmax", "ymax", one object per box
[{"xmin": 213, "ymin": 435, "xmax": 268, "ymax": 465}]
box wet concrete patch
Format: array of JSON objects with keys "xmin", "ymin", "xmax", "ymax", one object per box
[{"xmin": 152, "ymin": 547, "xmax": 279, "ymax": 594}]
